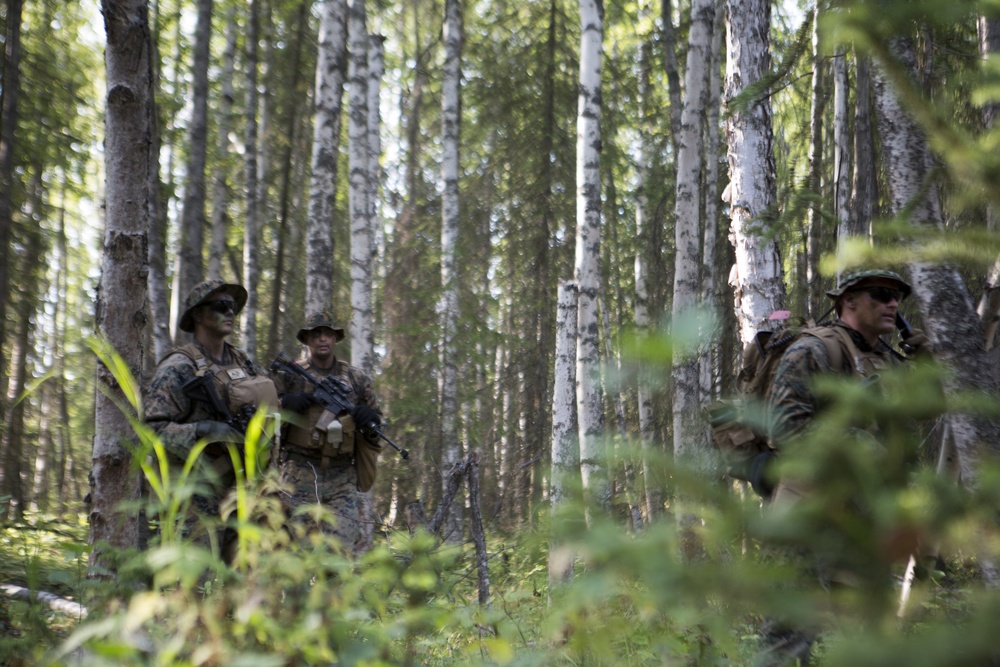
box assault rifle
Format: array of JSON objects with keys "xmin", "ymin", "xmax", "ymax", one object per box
[
  {"xmin": 269, "ymin": 351, "xmax": 409, "ymax": 459},
  {"xmin": 181, "ymin": 373, "xmax": 257, "ymax": 438}
]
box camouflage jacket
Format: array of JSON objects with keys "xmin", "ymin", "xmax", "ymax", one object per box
[
  {"xmin": 271, "ymin": 356, "xmax": 382, "ymax": 418},
  {"xmin": 766, "ymin": 323, "xmax": 896, "ymax": 447},
  {"xmin": 144, "ymin": 341, "xmax": 265, "ymax": 461}
]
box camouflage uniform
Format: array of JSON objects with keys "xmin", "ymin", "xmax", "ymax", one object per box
[
  {"xmin": 271, "ymin": 312, "xmax": 383, "ymax": 552},
  {"xmin": 144, "ymin": 279, "xmax": 276, "ymax": 550}
]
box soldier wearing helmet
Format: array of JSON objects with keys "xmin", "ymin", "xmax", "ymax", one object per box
[
  {"xmin": 270, "ymin": 310, "xmax": 384, "ymax": 554},
  {"xmin": 144, "ymin": 279, "xmax": 279, "ymax": 552}
]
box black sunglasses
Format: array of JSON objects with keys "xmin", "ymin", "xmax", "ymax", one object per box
[
  {"xmin": 861, "ymin": 286, "xmax": 903, "ymax": 304},
  {"xmin": 204, "ymin": 299, "xmax": 237, "ymax": 315}
]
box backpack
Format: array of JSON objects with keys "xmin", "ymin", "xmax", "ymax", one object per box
[{"xmin": 708, "ymin": 316, "xmax": 856, "ymax": 486}]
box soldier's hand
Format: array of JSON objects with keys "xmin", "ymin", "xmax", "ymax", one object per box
[
  {"xmin": 900, "ymin": 328, "xmax": 933, "ymax": 357},
  {"xmin": 195, "ymin": 420, "xmax": 244, "ymax": 443},
  {"xmin": 350, "ymin": 404, "xmax": 381, "ymax": 428},
  {"xmin": 280, "ymin": 392, "xmax": 314, "ymax": 413}
]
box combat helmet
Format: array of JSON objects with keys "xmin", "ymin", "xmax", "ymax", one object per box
[
  {"xmin": 826, "ymin": 269, "xmax": 912, "ymax": 300},
  {"xmin": 296, "ymin": 310, "xmax": 346, "ymax": 343},
  {"xmin": 178, "ymin": 279, "xmax": 248, "ymax": 332}
]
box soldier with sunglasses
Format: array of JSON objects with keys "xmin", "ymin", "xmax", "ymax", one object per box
[
  {"xmin": 144, "ymin": 279, "xmax": 278, "ymax": 553},
  {"xmin": 756, "ymin": 269, "xmax": 931, "ymax": 664}
]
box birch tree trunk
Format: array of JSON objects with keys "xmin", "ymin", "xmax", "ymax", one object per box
[
  {"xmin": 549, "ymin": 281, "xmax": 579, "ymax": 591},
  {"xmin": 356, "ymin": 32, "xmax": 385, "ymax": 554},
  {"xmin": 306, "ymin": 0, "xmax": 347, "ymax": 316},
  {"xmin": 575, "ymin": 0, "xmax": 607, "ymax": 518},
  {"xmin": 832, "ymin": 43, "xmax": 853, "ymax": 280},
  {"xmin": 439, "ymin": 0, "xmax": 464, "ymax": 541},
  {"xmin": 177, "ymin": 0, "xmax": 212, "ymax": 304},
  {"xmin": 806, "ymin": 4, "xmax": 824, "ymax": 318},
  {"xmin": 872, "ymin": 35, "xmax": 1000, "ymax": 490},
  {"xmin": 208, "ymin": 3, "xmax": 238, "ymax": 282},
  {"xmin": 725, "ymin": 0, "xmax": 786, "ymax": 347},
  {"xmin": 242, "ymin": 0, "xmax": 261, "ymax": 358},
  {"xmin": 347, "ymin": 0, "xmax": 374, "ymax": 373},
  {"xmin": 91, "ymin": 0, "xmax": 152, "ymax": 566},
  {"xmin": 671, "ymin": 0, "xmax": 715, "ymax": 473}
]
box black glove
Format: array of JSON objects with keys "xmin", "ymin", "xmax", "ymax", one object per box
[
  {"xmin": 350, "ymin": 404, "xmax": 381, "ymax": 428},
  {"xmin": 900, "ymin": 328, "xmax": 933, "ymax": 357},
  {"xmin": 195, "ymin": 420, "xmax": 243, "ymax": 443},
  {"xmin": 280, "ymin": 392, "xmax": 314, "ymax": 413},
  {"xmin": 748, "ymin": 450, "xmax": 776, "ymax": 499}
]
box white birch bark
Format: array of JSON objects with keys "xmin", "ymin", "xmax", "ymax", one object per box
[
  {"xmin": 306, "ymin": 0, "xmax": 347, "ymax": 316},
  {"xmin": 177, "ymin": 0, "xmax": 212, "ymax": 304},
  {"xmin": 356, "ymin": 31, "xmax": 384, "ymax": 555},
  {"xmin": 671, "ymin": 0, "xmax": 715, "ymax": 469},
  {"xmin": 347, "ymin": 0, "xmax": 374, "ymax": 373},
  {"xmin": 242, "ymin": 0, "xmax": 260, "ymax": 358},
  {"xmin": 725, "ymin": 0, "xmax": 786, "ymax": 347},
  {"xmin": 634, "ymin": 0, "xmax": 660, "ymax": 520},
  {"xmin": 832, "ymin": 43, "xmax": 853, "ymax": 281},
  {"xmin": 575, "ymin": 0, "xmax": 607, "ymax": 517},
  {"xmin": 91, "ymin": 0, "xmax": 152, "ymax": 565},
  {"xmin": 549, "ymin": 281, "xmax": 579, "ymax": 590},
  {"xmin": 872, "ymin": 35, "xmax": 1000, "ymax": 490},
  {"xmin": 208, "ymin": 4, "xmax": 238, "ymax": 282},
  {"xmin": 806, "ymin": 4, "xmax": 824, "ymax": 317},
  {"xmin": 439, "ymin": 0, "xmax": 464, "ymax": 541}
]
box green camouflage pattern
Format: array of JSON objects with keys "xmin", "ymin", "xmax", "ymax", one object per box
[
  {"xmin": 295, "ymin": 310, "xmax": 346, "ymax": 343},
  {"xmin": 279, "ymin": 459, "xmax": 361, "ymax": 550},
  {"xmin": 825, "ymin": 269, "xmax": 911, "ymax": 299},
  {"xmin": 272, "ymin": 355, "xmax": 382, "ymax": 551},
  {"xmin": 766, "ymin": 324, "xmax": 893, "ymax": 446},
  {"xmin": 179, "ymin": 279, "xmax": 248, "ymax": 332}
]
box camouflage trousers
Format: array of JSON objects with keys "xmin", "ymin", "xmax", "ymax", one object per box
[{"xmin": 279, "ymin": 455, "xmax": 360, "ymax": 553}]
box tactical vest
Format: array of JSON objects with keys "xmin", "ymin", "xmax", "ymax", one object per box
[
  {"xmin": 804, "ymin": 325, "xmax": 891, "ymax": 380},
  {"xmin": 173, "ymin": 342, "xmax": 279, "ymax": 420},
  {"xmin": 282, "ymin": 359, "xmax": 357, "ymax": 461}
]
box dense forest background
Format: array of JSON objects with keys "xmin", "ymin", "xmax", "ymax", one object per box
[{"xmin": 3, "ymin": 0, "xmax": 1000, "ymax": 662}]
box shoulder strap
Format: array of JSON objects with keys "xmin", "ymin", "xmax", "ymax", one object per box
[
  {"xmin": 802, "ymin": 325, "xmax": 859, "ymax": 375},
  {"xmin": 163, "ymin": 343, "xmax": 212, "ymax": 376}
]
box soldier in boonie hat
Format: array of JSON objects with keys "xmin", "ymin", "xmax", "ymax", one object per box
[
  {"xmin": 179, "ymin": 279, "xmax": 249, "ymax": 333},
  {"xmin": 296, "ymin": 310, "xmax": 345, "ymax": 343},
  {"xmin": 826, "ymin": 269, "xmax": 912, "ymax": 300}
]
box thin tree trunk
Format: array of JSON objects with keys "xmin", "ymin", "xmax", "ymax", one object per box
[
  {"xmin": 347, "ymin": 0, "xmax": 374, "ymax": 372},
  {"xmin": 661, "ymin": 0, "xmax": 682, "ymax": 146},
  {"xmin": 208, "ymin": 2, "xmax": 238, "ymax": 281},
  {"xmin": 242, "ymin": 0, "xmax": 261, "ymax": 358},
  {"xmin": 439, "ymin": 0, "xmax": 464, "ymax": 541},
  {"xmin": 849, "ymin": 55, "xmax": 876, "ymax": 240},
  {"xmin": 575, "ymin": 0, "xmax": 607, "ymax": 520},
  {"xmin": 635, "ymin": 0, "xmax": 660, "ymax": 522},
  {"xmin": 806, "ymin": 4, "xmax": 824, "ymax": 318},
  {"xmin": 725, "ymin": 0, "xmax": 786, "ymax": 347},
  {"xmin": 975, "ymin": 15, "xmax": 1000, "ymax": 348},
  {"xmin": 0, "ymin": 0, "xmax": 24, "ymax": 456},
  {"xmin": 91, "ymin": 0, "xmax": 152, "ymax": 568},
  {"xmin": 146, "ymin": 0, "xmax": 171, "ymax": 363},
  {"xmin": 671, "ymin": 0, "xmax": 715, "ymax": 476},
  {"xmin": 306, "ymin": 0, "xmax": 347, "ymax": 316},
  {"xmin": 177, "ymin": 0, "xmax": 213, "ymax": 305},
  {"xmin": 549, "ymin": 281, "xmax": 579, "ymax": 592},
  {"xmin": 833, "ymin": 43, "xmax": 853, "ymax": 280}
]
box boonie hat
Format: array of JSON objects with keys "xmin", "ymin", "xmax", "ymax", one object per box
[
  {"xmin": 178, "ymin": 279, "xmax": 248, "ymax": 332},
  {"xmin": 296, "ymin": 310, "xmax": 346, "ymax": 343},
  {"xmin": 826, "ymin": 269, "xmax": 912, "ymax": 300}
]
